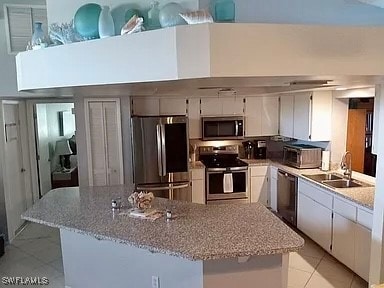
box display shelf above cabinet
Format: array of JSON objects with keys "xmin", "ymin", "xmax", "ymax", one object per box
[{"xmin": 16, "ymin": 23, "xmax": 384, "ymax": 93}]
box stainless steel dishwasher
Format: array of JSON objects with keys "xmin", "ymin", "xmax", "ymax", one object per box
[{"xmin": 277, "ymin": 170, "xmax": 298, "ymax": 227}]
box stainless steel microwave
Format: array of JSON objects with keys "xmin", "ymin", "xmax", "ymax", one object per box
[
  {"xmin": 202, "ymin": 116, "xmax": 244, "ymax": 140},
  {"xmin": 283, "ymin": 144, "xmax": 322, "ymax": 169}
]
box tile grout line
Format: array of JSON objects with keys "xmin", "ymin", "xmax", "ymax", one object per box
[{"xmin": 303, "ymin": 252, "xmax": 326, "ymax": 288}]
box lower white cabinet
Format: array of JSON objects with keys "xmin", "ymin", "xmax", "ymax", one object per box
[
  {"xmin": 269, "ymin": 166, "xmax": 278, "ymax": 211},
  {"xmin": 355, "ymin": 223, "xmax": 371, "ymax": 281},
  {"xmin": 250, "ymin": 166, "xmax": 269, "ymax": 206},
  {"xmin": 191, "ymin": 168, "xmax": 205, "ymax": 204},
  {"xmin": 297, "ymin": 178, "xmax": 373, "ymax": 282},
  {"xmin": 297, "ymin": 192, "xmax": 333, "ymax": 252},
  {"xmin": 332, "ymin": 213, "xmax": 355, "ymax": 270}
]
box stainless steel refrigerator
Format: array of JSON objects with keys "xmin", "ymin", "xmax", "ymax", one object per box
[{"xmin": 131, "ymin": 116, "xmax": 191, "ymax": 201}]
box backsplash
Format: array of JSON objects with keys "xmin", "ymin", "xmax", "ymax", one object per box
[{"xmin": 189, "ymin": 138, "xmax": 330, "ymax": 162}]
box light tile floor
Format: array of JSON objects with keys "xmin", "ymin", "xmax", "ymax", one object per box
[{"xmin": 0, "ymin": 222, "xmax": 369, "ymax": 288}]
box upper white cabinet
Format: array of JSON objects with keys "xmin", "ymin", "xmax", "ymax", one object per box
[
  {"xmin": 245, "ymin": 96, "xmax": 279, "ymax": 137},
  {"xmin": 159, "ymin": 98, "xmax": 187, "ymax": 115},
  {"xmin": 132, "ymin": 97, "xmax": 187, "ymax": 116},
  {"xmin": 85, "ymin": 99, "xmax": 124, "ymax": 186},
  {"xmin": 281, "ymin": 91, "xmax": 333, "ymax": 141},
  {"xmin": 132, "ymin": 98, "xmax": 159, "ymax": 116},
  {"xmin": 279, "ymin": 95, "xmax": 294, "ymax": 138},
  {"xmin": 201, "ymin": 97, "xmax": 244, "ymax": 116}
]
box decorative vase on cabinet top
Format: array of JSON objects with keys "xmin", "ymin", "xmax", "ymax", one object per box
[
  {"xmin": 74, "ymin": 3, "xmax": 102, "ymax": 39},
  {"xmin": 31, "ymin": 22, "xmax": 48, "ymax": 50},
  {"xmin": 159, "ymin": 2, "xmax": 187, "ymax": 28},
  {"xmin": 99, "ymin": 6, "xmax": 115, "ymax": 38},
  {"xmin": 147, "ymin": 1, "xmax": 161, "ymax": 30},
  {"xmin": 211, "ymin": 0, "xmax": 235, "ymax": 22}
]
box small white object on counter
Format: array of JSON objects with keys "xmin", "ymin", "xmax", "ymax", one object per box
[{"xmin": 321, "ymin": 151, "xmax": 330, "ymax": 171}]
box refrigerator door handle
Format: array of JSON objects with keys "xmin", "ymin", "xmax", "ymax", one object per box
[
  {"xmin": 156, "ymin": 124, "xmax": 163, "ymax": 177},
  {"xmin": 160, "ymin": 124, "xmax": 167, "ymax": 176}
]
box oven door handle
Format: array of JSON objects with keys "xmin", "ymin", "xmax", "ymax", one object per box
[
  {"xmin": 136, "ymin": 182, "xmax": 190, "ymax": 191},
  {"xmin": 207, "ymin": 167, "xmax": 248, "ymax": 172}
]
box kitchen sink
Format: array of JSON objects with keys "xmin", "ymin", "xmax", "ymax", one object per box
[
  {"xmin": 322, "ymin": 179, "xmax": 363, "ymax": 189},
  {"xmin": 303, "ymin": 173, "xmax": 343, "ymax": 182}
]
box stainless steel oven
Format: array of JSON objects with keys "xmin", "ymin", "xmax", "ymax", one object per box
[
  {"xmin": 206, "ymin": 167, "xmax": 248, "ymax": 201},
  {"xmin": 283, "ymin": 144, "xmax": 322, "ymax": 169},
  {"xmin": 200, "ymin": 145, "xmax": 249, "ymax": 203},
  {"xmin": 202, "ymin": 116, "xmax": 244, "ymax": 140}
]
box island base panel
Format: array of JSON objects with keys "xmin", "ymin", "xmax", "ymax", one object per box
[{"xmin": 61, "ymin": 229, "xmax": 289, "ymax": 288}]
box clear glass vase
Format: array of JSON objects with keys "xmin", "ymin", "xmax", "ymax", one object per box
[
  {"xmin": 147, "ymin": 1, "xmax": 161, "ymax": 30},
  {"xmin": 31, "ymin": 22, "xmax": 48, "ymax": 50},
  {"xmin": 211, "ymin": 0, "xmax": 235, "ymax": 23}
]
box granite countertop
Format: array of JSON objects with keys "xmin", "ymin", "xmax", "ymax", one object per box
[
  {"xmin": 189, "ymin": 161, "xmax": 205, "ymax": 169},
  {"xmin": 271, "ymin": 161, "xmax": 375, "ymax": 210},
  {"xmin": 22, "ymin": 186, "xmax": 304, "ymax": 261}
]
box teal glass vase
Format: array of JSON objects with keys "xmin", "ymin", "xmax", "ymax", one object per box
[
  {"xmin": 211, "ymin": 0, "xmax": 235, "ymax": 23},
  {"xmin": 147, "ymin": 1, "xmax": 161, "ymax": 30}
]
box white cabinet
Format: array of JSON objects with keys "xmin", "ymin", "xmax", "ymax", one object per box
[
  {"xmin": 201, "ymin": 97, "xmax": 244, "ymax": 116},
  {"xmin": 250, "ymin": 166, "xmax": 269, "ymax": 206},
  {"xmin": 191, "ymin": 168, "xmax": 205, "ymax": 204},
  {"xmin": 296, "ymin": 176, "xmax": 373, "ymax": 282},
  {"xmin": 159, "ymin": 98, "xmax": 187, "ymax": 115},
  {"xmin": 132, "ymin": 97, "xmax": 159, "ymax": 116},
  {"xmin": 297, "ymin": 192, "xmax": 333, "ymax": 252},
  {"xmin": 279, "ymin": 95, "xmax": 294, "ymax": 138},
  {"xmin": 188, "ymin": 98, "xmax": 201, "ymax": 139},
  {"xmin": 297, "ymin": 179, "xmax": 333, "ymax": 252},
  {"xmin": 85, "ymin": 99, "xmax": 124, "ymax": 186},
  {"xmin": 293, "ymin": 91, "xmax": 333, "ymax": 141},
  {"xmin": 269, "ymin": 166, "xmax": 278, "ymax": 211},
  {"xmin": 355, "ymin": 223, "xmax": 371, "ymax": 281},
  {"xmin": 132, "ymin": 97, "xmax": 187, "ymax": 116},
  {"xmin": 332, "ymin": 213, "xmax": 355, "ymax": 270},
  {"xmin": 245, "ymin": 96, "xmax": 279, "ymax": 137}
]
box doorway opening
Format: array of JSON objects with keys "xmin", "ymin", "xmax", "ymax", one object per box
[
  {"xmin": 34, "ymin": 103, "xmax": 78, "ymax": 197},
  {"xmin": 346, "ymin": 98, "xmax": 376, "ymax": 177}
]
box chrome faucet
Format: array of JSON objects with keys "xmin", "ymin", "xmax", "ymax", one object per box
[{"xmin": 341, "ymin": 151, "xmax": 352, "ymax": 181}]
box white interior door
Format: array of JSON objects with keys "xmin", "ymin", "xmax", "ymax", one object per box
[{"xmin": 3, "ymin": 103, "xmax": 27, "ymax": 241}]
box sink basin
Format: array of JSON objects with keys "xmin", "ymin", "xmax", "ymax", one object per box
[
  {"xmin": 304, "ymin": 173, "xmax": 343, "ymax": 182},
  {"xmin": 322, "ymin": 179, "xmax": 363, "ymax": 189}
]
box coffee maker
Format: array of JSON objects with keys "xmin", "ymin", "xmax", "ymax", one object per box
[
  {"xmin": 254, "ymin": 140, "xmax": 267, "ymax": 159},
  {"xmin": 242, "ymin": 141, "xmax": 255, "ymax": 159}
]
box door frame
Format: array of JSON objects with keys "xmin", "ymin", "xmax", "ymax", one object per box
[
  {"xmin": 0, "ymin": 100, "xmax": 32, "ymax": 240},
  {"xmin": 26, "ymin": 98, "xmax": 74, "ymax": 202}
]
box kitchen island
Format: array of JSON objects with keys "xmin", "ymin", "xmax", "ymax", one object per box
[{"xmin": 22, "ymin": 186, "xmax": 304, "ymax": 288}]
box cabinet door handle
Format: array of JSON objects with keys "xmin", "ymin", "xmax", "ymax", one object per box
[{"xmin": 21, "ymin": 168, "xmax": 26, "ymax": 173}]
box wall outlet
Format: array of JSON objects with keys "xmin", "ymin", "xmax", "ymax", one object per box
[{"xmin": 152, "ymin": 276, "xmax": 160, "ymax": 288}]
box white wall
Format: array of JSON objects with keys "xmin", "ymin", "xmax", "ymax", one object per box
[
  {"xmin": 330, "ymin": 96, "xmax": 349, "ymax": 166},
  {"xmin": 0, "ymin": 0, "xmax": 45, "ymax": 97}
]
